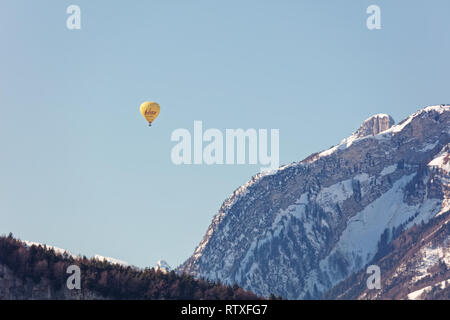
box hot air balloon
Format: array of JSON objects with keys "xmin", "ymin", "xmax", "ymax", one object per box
[{"xmin": 140, "ymin": 101, "xmax": 160, "ymax": 126}]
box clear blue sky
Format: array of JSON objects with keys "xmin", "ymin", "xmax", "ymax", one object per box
[{"xmin": 1, "ymin": 0, "xmax": 449, "ymax": 268}]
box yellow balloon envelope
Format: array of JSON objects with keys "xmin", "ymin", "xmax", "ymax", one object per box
[{"xmin": 140, "ymin": 101, "xmax": 160, "ymax": 126}]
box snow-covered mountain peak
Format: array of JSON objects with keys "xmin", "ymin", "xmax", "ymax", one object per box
[
  {"xmin": 155, "ymin": 260, "xmax": 171, "ymax": 273},
  {"xmin": 353, "ymin": 113, "xmax": 395, "ymax": 139},
  {"xmin": 179, "ymin": 105, "xmax": 450, "ymax": 299},
  {"xmin": 317, "ymin": 105, "xmax": 449, "ymax": 159},
  {"xmin": 423, "ymin": 104, "xmax": 450, "ymax": 114},
  {"xmin": 382, "ymin": 104, "xmax": 450, "ymax": 135}
]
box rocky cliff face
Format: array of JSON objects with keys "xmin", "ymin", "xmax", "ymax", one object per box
[
  {"xmin": 353, "ymin": 114, "xmax": 395, "ymax": 138},
  {"xmin": 179, "ymin": 105, "xmax": 450, "ymax": 299}
]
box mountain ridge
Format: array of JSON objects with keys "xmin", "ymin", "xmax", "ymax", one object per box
[{"xmin": 179, "ymin": 105, "xmax": 450, "ymax": 299}]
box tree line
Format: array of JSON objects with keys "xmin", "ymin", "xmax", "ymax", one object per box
[{"xmin": 0, "ymin": 234, "xmax": 260, "ymax": 300}]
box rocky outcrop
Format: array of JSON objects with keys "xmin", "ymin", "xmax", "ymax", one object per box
[
  {"xmin": 179, "ymin": 105, "xmax": 450, "ymax": 299},
  {"xmin": 353, "ymin": 114, "xmax": 395, "ymax": 138}
]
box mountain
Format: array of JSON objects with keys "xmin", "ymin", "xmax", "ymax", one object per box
[
  {"xmin": 179, "ymin": 105, "xmax": 450, "ymax": 299},
  {"xmin": 155, "ymin": 260, "xmax": 171, "ymax": 274},
  {"xmin": 0, "ymin": 235, "xmax": 258, "ymax": 300}
]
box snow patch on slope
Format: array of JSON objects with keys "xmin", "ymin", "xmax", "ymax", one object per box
[
  {"xmin": 314, "ymin": 179, "xmax": 354, "ymax": 211},
  {"xmin": 380, "ymin": 164, "xmax": 396, "ymax": 176},
  {"xmin": 23, "ymin": 241, "xmax": 76, "ymax": 258},
  {"xmin": 407, "ymin": 278, "xmax": 450, "ymax": 300},
  {"xmin": 411, "ymin": 235, "xmax": 450, "ymax": 283},
  {"xmin": 418, "ymin": 141, "xmax": 439, "ymax": 152},
  {"xmin": 22, "ymin": 240, "xmax": 129, "ymax": 267},
  {"xmin": 94, "ymin": 255, "xmax": 129, "ymax": 266},
  {"xmin": 428, "ymin": 152, "xmax": 450, "ymax": 173},
  {"xmin": 317, "ymin": 174, "xmax": 443, "ymax": 292}
]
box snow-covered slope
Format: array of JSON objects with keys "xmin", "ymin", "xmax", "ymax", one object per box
[
  {"xmin": 408, "ymin": 279, "xmax": 449, "ymax": 300},
  {"xmin": 23, "ymin": 241, "xmax": 76, "ymax": 258},
  {"xmin": 22, "ymin": 241, "xmax": 129, "ymax": 267},
  {"xmin": 93, "ymin": 255, "xmax": 129, "ymax": 267},
  {"xmin": 179, "ymin": 105, "xmax": 450, "ymax": 299},
  {"xmin": 325, "ymin": 209, "xmax": 449, "ymax": 300}
]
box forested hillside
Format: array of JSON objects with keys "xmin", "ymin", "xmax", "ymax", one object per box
[{"xmin": 0, "ymin": 234, "xmax": 259, "ymax": 300}]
